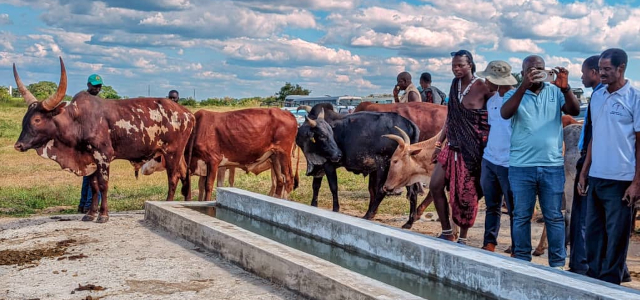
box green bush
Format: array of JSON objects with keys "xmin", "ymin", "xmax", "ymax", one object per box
[{"xmin": 0, "ymin": 86, "xmax": 11, "ymax": 102}]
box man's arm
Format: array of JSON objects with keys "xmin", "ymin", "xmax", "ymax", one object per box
[
  {"xmin": 500, "ymin": 86, "xmax": 526, "ymax": 119},
  {"xmin": 408, "ymin": 91, "xmax": 421, "ymax": 102},
  {"xmin": 623, "ymin": 133, "xmax": 640, "ymax": 205},
  {"xmin": 578, "ymin": 140, "xmax": 592, "ymax": 196},
  {"xmin": 560, "ymin": 89, "xmax": 581, "ymax": 116}
]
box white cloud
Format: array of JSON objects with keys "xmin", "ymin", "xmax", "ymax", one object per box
[
  {"xmin": 0, "ymin": 14, "xmax": 12, "ymax": 25},
  {"xmin": 501, "ymin": 38, "xmax": 544, "ymax": 54}
]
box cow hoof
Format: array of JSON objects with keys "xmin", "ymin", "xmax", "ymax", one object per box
[
  {"xmin": 81, "ymin": 214, "xmax": 96, "ymax": 222},
  {"xmin": 362, "ymin": 214, "xmax": 374, "ymax": 220},
  {"xmin": 96, "ymin": 215, "xmax": 110, "ymax": 223},
  {"xmin": 401, "ymin": 222, "xmax": 413, "ymax": 229},
  {"xmin": 532, "ymin": 249, "xmax": 545, "ymax": 256}
]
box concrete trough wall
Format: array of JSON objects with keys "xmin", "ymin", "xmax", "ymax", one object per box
[
  {"xmin": 144, "ymin": 201, "xmax": 423, "ymax": 300},
  {"xmin": 217, "ymin": 187, "xmax": 640, "ymax": 300}
]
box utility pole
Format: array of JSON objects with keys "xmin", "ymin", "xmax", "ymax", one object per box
[
  {"xmin": 193, "ymin": 89, "xmax": 196, "ymax": 100},
  {"xmin": 148, "ymin": 85, "xmax": 150, "ymax": 97}
]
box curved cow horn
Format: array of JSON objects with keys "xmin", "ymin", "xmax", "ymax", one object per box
[
  {"xmin": 296, "ymin": 105, "xmax": 312, "ymax": 113},
  {"xmin": 13, "ymin": 63, "xmax": 38, "ymax": 106},
  {"xmin": 318, "ymin": 108, "xmax": 325, "ymax": 120},
  {"xmin": 382, "ymin": 134, "xmax": 405, "ymax": 149},
  {"xmin": 305, "ymin": 116, "xmax": 317, "ymax": 127},
  {"xmin": 41, "ymin": 57, "xmax": 67, "ymax": 111},
  {"xmin": 394, "ymin": 126, "xmax": 411, "ymax": 145}
]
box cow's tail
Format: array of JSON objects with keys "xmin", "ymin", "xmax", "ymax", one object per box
[
  {"xmin": 293, "ymin": 144, "xmax": 300, "ymax": 190},
  {"xmin": 181, "ymin": 126, "xmax": 197, "ymax": 200}
]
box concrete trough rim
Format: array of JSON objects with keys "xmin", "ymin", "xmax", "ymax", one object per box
[
  {"xmin": 144, "ymin": 200, "xmax": 425, "ymax": 300},
  {"xmin": 216, "ymin": 187, "xmax": 640, "ymax": 300}
]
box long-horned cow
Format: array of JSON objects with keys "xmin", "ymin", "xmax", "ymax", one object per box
[{"xmin": 12, "ymin": 57, "xmax": 195, "ymax": 223}]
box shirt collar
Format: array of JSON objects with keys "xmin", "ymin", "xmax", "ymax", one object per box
[
  {"xmin": 524, "ymin": 82, "xmax": 550, "ymax": 96},
  {"xmin": 603, "ymin": 80, "xmax": 631, "ymax": 96},
  {"xmin": 593, "ymin": 82, "xmax": 604, "ymax": 92}
]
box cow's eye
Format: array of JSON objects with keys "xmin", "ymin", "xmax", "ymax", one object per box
[
  {"xmin": 392, "ymin": 160, "xmax": 398, "ymax": 164},
  {"xmin": 33, "ymin": 118, "xmax": 41, "ymax": 124}
]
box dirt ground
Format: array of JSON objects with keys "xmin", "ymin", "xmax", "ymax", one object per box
[
  {"xmin": 1, "ymin": 206, "xmax": 639, "ymax": 300},
  {"xmin": 0, "ymin": 212, "xmax": 304, "ymax": 300}
]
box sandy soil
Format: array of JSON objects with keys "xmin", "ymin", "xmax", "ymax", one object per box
[{"xmin": 0, "ymin": 212, "xmax": 304, "ymax": 300}]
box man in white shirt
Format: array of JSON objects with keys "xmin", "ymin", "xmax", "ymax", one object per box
[
  {"xmin": 476, "ymin": 61, "xmax": 517, "ymax": 253},
  {"xmin": 578, "ymin": 48, "xmax": 640, "ymax": 284}
]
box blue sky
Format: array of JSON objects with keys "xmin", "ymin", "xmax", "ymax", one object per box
[{"xmin": 1, "ymin": 0, "xmax": 639, "ymax": 99}]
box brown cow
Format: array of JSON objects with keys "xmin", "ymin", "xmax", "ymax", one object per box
[
  {"xmin": 12, "ymin": 57, "xmax": 195, "ymax": 223},
  {"xmin": 354, "ymin": 101, "xmax": 447, "ymax": 141},
  {"xmin": 382, "ymin": 127, "xmax": 438, "ymax": 193},
  {"xmin": 182, "ymin": 108, "xmax": 298, "ymax": 200}
]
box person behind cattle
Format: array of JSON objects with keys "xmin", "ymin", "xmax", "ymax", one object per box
[
  {"xmin": 419, "ymin": 72, "xmax": 447, "ymax": 105},
  {"xmin": 78, "ymin": 74, "xmax": 103, "ymax": 214},
  {"xmin": 168, "ymin": 90, "xmax": 179, "ymax": 103},
  {"xmin": 578, "ymin": 48, "xmax": 640, "ymax": 284},
  {"xmin": 501, "ymin": 55, "xmax": 581, "ymax": 269},
  {"xmin": 429, "ymin": 50, "xmax": 492, "ymax": 244},
  {"xmin": 393, "ymin": 71, "xmax": 421, "ymax": 103},
  {"xmin": 476, "ymin": 61, "xmax": 517, "ymax": 253},
  {"xmin": 568, "ymin": 55, "xmax": 603, "ymax": 274}
]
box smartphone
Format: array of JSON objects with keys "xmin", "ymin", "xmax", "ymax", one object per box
[{"xmin": 532, "ymin": 69, "xmax": 555, "ymax": 82}]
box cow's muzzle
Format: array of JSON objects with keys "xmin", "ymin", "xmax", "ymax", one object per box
[
  {"xmin": 14, "ymin": 142, "xmax": 27, "ymax": 152},
  {"xmin": 330, "ymin": 153, "xmax": 342, "ymax": 163}
]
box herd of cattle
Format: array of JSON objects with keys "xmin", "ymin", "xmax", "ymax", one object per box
[{"xmin": 12, "ymin": 58, "xmax": 588, "ymax": 254}]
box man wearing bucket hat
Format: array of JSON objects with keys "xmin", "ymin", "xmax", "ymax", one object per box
[
  {"xmin": 78, "ymin": 74, "xmax": 104, "ymax": 213},
  {"xmin": 476, "ymin": 61, "xmax": 518, "ymax": 253}
]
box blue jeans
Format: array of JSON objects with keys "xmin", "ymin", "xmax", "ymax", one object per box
[
  {"xmin": 80, "ymin": 176, "xmax": 102, "ymax": 209},
  {"xmin": 480, "ymin": 159, "xmax": 514, "ymax": 249},
  {"xmin": 569, "ymin": 157, "xmax": 588, "ymax": 274},
  {"xmin": 585, "ymin": 177, "xmax": 632, "ymax": 284},
  {"xmin": 509, "ymin": 166, "xmax": 566, "ymax": 267}
]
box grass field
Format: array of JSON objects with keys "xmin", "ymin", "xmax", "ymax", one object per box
[{"xmin": 0, "ymin": 99, "xmax": 419, "ymax": 219}]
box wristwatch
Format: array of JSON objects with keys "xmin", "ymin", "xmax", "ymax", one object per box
[{"xmin": 561, "ymin": 85, "xmax": 571, "ymax": 93}]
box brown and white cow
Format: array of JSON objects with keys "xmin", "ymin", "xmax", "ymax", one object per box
[
  {"xmin": 13, "ymin": 57, "xmax": 195, "ymax": 223},
  {"xmin": 175, "ymin": 108, "xmax": 297, "ymax": 201},
  {"xmin": 354, "ymin": 101, "xmax": 447, "ymax": 141}
]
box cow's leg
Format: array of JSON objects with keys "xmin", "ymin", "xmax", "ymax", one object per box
[
  {"xmin": 325, "ymin": 165, "xmax": 339, "ymax": 212},
  {"xmin": 229, "ymin": 167, "xmax": 236, "ymax": 187},
  {"xmin": 364, "ymin": 172, "xmax": 377, "ymax": 219},
  {"xmin": 268, "ymin": 167, "xmax": 277, "ymax": 197},
  {"xmin": 402, "ymin": 183, "xmax": 419, "ymax": 229},
  {"xmin": 204, "ymin": 161, "xmax": 220, "ymax": 201},
  {"xmin": 275, "ymin": 150, "xmax": 294, "ymax": 198},
  {"xmin": 311, "ymin": 176, "xmax": 322, "ymax": 207},
  {"xmin": 415, "ymin": 191, "xmax": 434, "ymax": 222},
  {"xmin": 163, "ymin": 152, "xmax": 182, "ymax": 201},
  {"xmin": 82, "ymin": 173, "xmax": 101, "ymax": 222},
  {"xmin": 364, "ymin": 169, "xmax": 388, "ymax": 220},
  {"xmin": 533, "ymin": 225, "xmax": 548, "ymax": 256},
  {"xmin": 95, "ymin": 165, "xmax": 110, "ymax": 223},
  {"xmin": 217, "ymin": 167, "xmax": 226, "ymax": 187},
  {"xmin": 198, "ymin": 176, "xmax": 205, "ymax": 201},
  {"xmin": 271, "ymin": 155, "xmax": 285, "ymax": 198}
]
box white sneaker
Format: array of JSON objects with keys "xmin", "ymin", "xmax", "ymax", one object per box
[{"xmin": 554, "ymin": 266, "xmax": 565, "ymax": 271}]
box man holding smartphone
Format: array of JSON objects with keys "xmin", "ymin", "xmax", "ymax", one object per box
[
  {"xmin": 501, "ymin": 55, "xmax": 581, "ymax": 269},
  {"xmin": 393, "ymin": 71, "xmax": 421, "ymax": 103},
  {"xmin": 578, "ymin": 48, "xmax": 640, "ymax": 284}
]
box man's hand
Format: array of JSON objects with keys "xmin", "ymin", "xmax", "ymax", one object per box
[
  {"xmin": 623, "ymin": 181, "xmax": 640, "ymax": 207},
  {"xmin": 551, "ymin": 66, "xmax": 569, "ymax": 90},
  {"xmin": 393, "ymin": 85, "xmax": 400, "ymax": 97},
  {"xmin": 520, "ymin": 68, "xmax": 536, "ymax": 89},
  {"xmin": 577, "ymin": 169, "xmax": 589, "ymax": 196}
]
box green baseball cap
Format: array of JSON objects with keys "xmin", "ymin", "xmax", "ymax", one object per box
[{"xmin": 87, "ymin": 74, "xmax": 103, "ymax": 86}]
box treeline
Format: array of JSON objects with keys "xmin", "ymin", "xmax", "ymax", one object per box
[{"xmin": 179, "ymin": 96, "xmax": 278, "ymax": 107}]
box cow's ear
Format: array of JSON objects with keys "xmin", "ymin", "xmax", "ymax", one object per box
[
  {"xmin": 409, "ymin": 148, "xmax": 422, "ymax": 156},
  {"xmin": 50, "ymin": 102, "xmax": 67, "ymax": 116}
]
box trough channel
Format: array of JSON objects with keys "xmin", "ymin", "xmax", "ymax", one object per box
[
  {"xmin": 145, "ymin": 188, "xmax": 640, "ymax": 300},
  {"xmin": 188, "ymin": 204, "xmax": 486, "ymax": 300}
]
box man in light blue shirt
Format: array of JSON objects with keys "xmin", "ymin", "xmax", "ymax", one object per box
[
  {"xmin": 501, "ymin": 55, "xmax": 581, "ymax": 268},
  {"xmin": 578, "ymin": 48, "xmax": 640, "ymax": 284},
  {"xmin": 476, "ymin": 61, "xmax": 517, "ymax": 253}
]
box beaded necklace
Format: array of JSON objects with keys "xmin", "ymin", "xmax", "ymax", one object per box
[{"xmin": 458, "ymin": 77, "xmax": 478, "ymax": 102}]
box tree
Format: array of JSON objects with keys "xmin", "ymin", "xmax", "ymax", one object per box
[
  {"xmin": 275, "ymin": 82, "xmax": 311, "ymax": 102},
  {"xmin": 98, "ymin": 85, "xmax": 121, "ymax": 99},
  {"xmin": 512, "ymin": 72, "xmax": 523, "ymax": 88},
  {"xmin": 0, "ymin": 86, "xmax": 11, "ymax": 102},
  {"xmin": 27, "ymin": 81, "xmax": 58, "ymax": 100}
]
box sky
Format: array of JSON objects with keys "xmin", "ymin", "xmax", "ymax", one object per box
[{"xmin": 1, "ymin": 0, "xmax": 639, "ymax": 99}]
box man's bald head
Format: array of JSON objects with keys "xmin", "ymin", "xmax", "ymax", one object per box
[
  {"xmin": 522, "ymin": 55, "xmax": 545, "ymax": 72},
  {"xmin": 396, "ymin": 72, "xmax": 413, "ymax": 90}
]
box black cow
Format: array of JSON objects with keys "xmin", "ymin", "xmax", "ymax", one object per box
[{"xmin": 296, "ymin": 104, "xmax": 421, "ymax": 228}]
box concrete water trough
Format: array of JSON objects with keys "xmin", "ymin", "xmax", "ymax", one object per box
[{"xmin": 144, "ymin": 188, "xmax": 640, "ymax": 300}]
